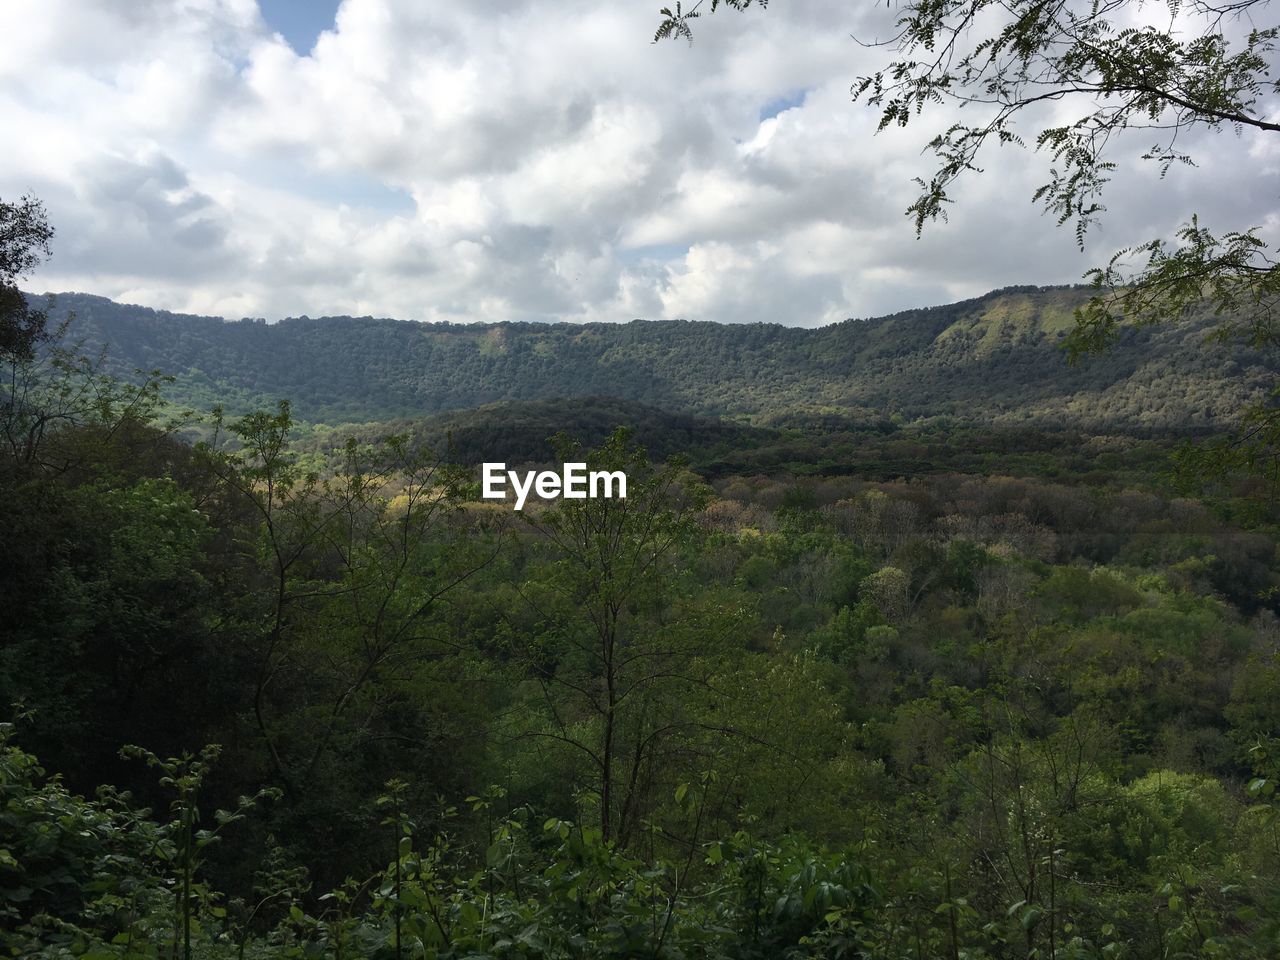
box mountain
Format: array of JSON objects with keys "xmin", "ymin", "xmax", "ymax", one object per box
[{"xmin": 33, "ymin": 286, "xmax": 1276, "ymax": 429}]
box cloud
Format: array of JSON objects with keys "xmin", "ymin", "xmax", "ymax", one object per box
[{"xmin": 0, "ymin": 0, "xmax": 1275, "ymax": 325}]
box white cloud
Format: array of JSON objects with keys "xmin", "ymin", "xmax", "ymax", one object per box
[{"xmin": 0, "ymin": 0, "xmax": 1275, "ymax": 326}]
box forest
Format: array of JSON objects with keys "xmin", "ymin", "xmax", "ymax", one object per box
[
  {"xmin": 6, "ymin": 259, "xmax": 1280, "ymax": 958},
  {"xmin": 34, "ymin": 288, "xmax": 1276, "ymax": 433},
  {"xmin": 9, "ymin": 0, "xmax": 1280, "ymax": 951}
]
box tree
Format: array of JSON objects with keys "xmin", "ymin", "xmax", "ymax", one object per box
[
  {"xmin": 652, "ymin": 0, "xmax": 764, "ymax": 44},
  {"xmin": 660, "ymin": 0, "xmax": 1278, "ymax": 327},
  {"xmin": 657, "ymin": 0, "xmax": 1280, "ymax": 459},
  {"xmin": 854, "ymin": 0, "xmax": 1280, "ymax": 353},
  {"xmin": 503, "ymin": 430, "xmax": 745, "ymax": 847},
  {"xmin": 203, "ymin": 403, "xmax": 497, "ymax": 811},
  {"xmin": 0, "ymin": 196, "xmax": 172, "ymax": 482},
  {"xmin": 0, "ymin": 195, "xmax": 54, "ymax": 362}
]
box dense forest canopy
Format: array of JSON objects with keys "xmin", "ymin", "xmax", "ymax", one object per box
[
  {"xmin": 5, "ymin": 36, "xmax": 1280, "ymax": 946},
  {"xmin": 8, "ymin": 268, "xmax": 1280, "ymax": 956},
  {"xmin": 6, "ymin": 345, "xmax": 1280, "ymax": 955},
  {"xmin": 7, "ymin": 0, "xmax": 1280, "ymax": 954}
]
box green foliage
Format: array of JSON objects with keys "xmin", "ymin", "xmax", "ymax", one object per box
[
  {"xmin": 654, "ymin": 0, "xmax": 764, "ymax": 44},
  {"xmin": 811, "ymin": 602, "xmax": 886, "ymax": 665},
  {"xmin": 842, "ymin": 0, "xmax": 1280, "ymax": 243},
  {"xmin": 10, "ymin": 287, "xmax": 1280, "ymax": 955},
  {"xmin": 0, "ymin": 194, "xmax": 54, "ymax": 362},
  {"xmin": 37, "ymin": 286, "xmax": 1280, "ymax": 434},
  {"xmin": 659, "ymin": 0, "xmax": 1280, "ymax": 494}
]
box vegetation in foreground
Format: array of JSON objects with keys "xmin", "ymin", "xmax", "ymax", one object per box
[
  {"xmin": 5, "ymin": 201, "xmax": 1280, "ymax": 958},
  {"xmin": 5, "ymin": 331, "xmax": 1280, "ymax": 957}
]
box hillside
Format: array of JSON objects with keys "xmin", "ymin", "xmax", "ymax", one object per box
[
  {"xmin": 34, "ymin": 286, "xmax": 1275, "ymax": 429},
  {"xmin": 312, "ymin": 396, "xmax": 777, "ymax": 466},
  {"xmin": 301, "ymin": 397, "xmax": 1172, "ymax": 489}
]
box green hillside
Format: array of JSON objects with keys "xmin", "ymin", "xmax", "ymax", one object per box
[
  {"xmin": 311, "ymin": 396, "xmax": 776, "ymax": 466},
  {"xmin": 36, "ymin": 286, "xmax": 1274, "ymax": 429}
]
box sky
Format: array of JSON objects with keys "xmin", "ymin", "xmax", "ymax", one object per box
[{"xmin": 0, "ymin": 0, "xmax": 1275, "ymax": 326}]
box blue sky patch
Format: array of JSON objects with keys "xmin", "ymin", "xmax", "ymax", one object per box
[
  {"xmin": 259, "ymin": 0, "xmax": 343, "ymax": 55},
  {"xmin": 249, "ymin": 161, "xmax": 416, "ymax": 215},
  {"xmin": 618, "ymin": 243, "xmax": 689, "ymax": 265},
  {"xmin": 758, "ymin": 90, "xmax": 807, "ymax": 122},
  {"xmin": 299, "ymin": 171, "xmax": 415, "ymax": 215}
]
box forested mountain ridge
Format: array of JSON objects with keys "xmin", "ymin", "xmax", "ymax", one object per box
[{"xmin": 35, "ymin": 285, "xmax": 1273, "ymax": 428}]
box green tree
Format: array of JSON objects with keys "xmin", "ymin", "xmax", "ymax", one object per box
[
  {"xmin": 505, "ymin": 430, "xmax": 746, "ymax": 847},
  {"xmin": 657, "ymin": 0, "xmax": 1280, "ymax": 480},
  {"xmin": 204, "ymin": 403, "xmax": 495, "ymax": 810},
  {"xmin": 0, "ymin": 194, "xmax": 53, "ymax": 363},
  {"xmin": 0, "ymin": 196, "xmax": 168, "ymax": 481},
  {"xmin": 660, "ymin": 0, "xmax": 1279, "ymax": 331}
]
